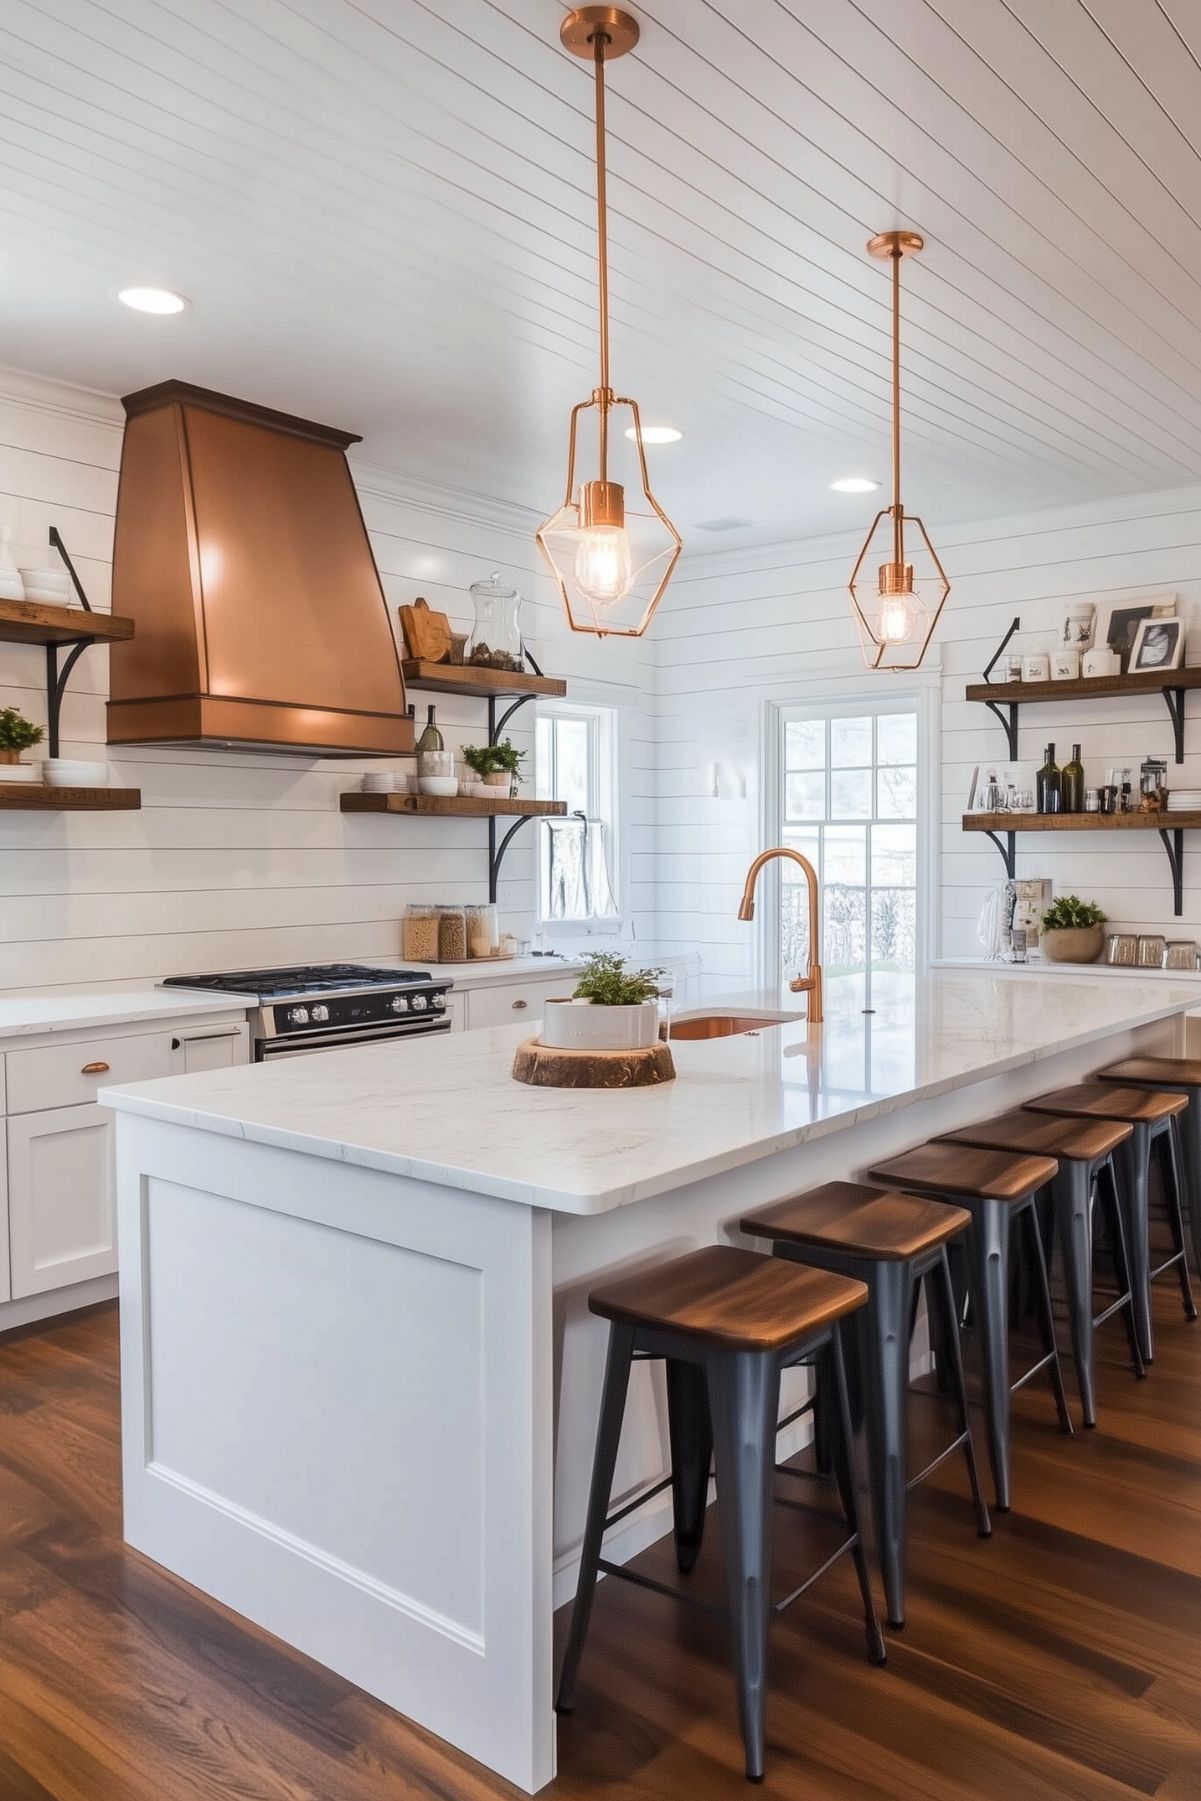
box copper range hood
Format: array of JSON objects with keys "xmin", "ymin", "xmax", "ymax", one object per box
[{"xmin": 107, "ymin": 381, "xmax": 413, "ymax": 756}]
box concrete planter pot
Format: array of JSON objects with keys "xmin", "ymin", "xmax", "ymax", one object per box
[
  {"xmin": 1041, "ymin": 924, "xmax": 1105, "ymax": 964},
  {"xmin": 540, "ymin": 998, "xmax": 659, "ymax": 1051}
]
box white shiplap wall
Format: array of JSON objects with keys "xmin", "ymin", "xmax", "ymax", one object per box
[
  {"xmin": 642, "ymin": 485, "xmax": 1201, "ymax": 985},
  {"xmin": 0, "ymin": 367, "xmax": 655, "ymax": 991}
]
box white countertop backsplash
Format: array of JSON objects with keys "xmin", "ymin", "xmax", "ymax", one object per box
[{"xmin": 101, "ymin": 969, "xmax": 1200, "ymax": 1216}]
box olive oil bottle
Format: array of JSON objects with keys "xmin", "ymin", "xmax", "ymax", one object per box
[{"xmin": 1061, "ymin": 743, "xmax": 1084, "ymax": 813}]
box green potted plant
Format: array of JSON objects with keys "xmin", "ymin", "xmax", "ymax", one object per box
[
  {"xmin": 0, "ymin": 706, "xmax": 43, "ymax": 774},
  {"xmin": 462, "ymin": 739, "xmax": 528, "ymax": 797},
  {"xmin": 1040, "ymin": 894, "xmax": 1108, "ymax": 964},
  {"xmin": 541, "ymin": 952, "xmax": 663, "ymax": 1051}
]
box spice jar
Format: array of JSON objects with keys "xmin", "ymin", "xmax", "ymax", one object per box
[
  {"xmin": 402, "ymin": 903, "xmax": 439, "ymax": 963},
  {"xmin": 465, "ymin": 902, "xmax": 499, "ymax": 959},
  {"xmin": 437, "ymin": 904, "xmax": 467, "ymax": 961}
]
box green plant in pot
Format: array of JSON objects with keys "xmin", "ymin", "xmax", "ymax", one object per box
[
  {"xmin": 0, "ymin": 707, "xmax": 43, "ymax": 767},
  {"xmin": 541, "ymin": 952, "xmax": 664, "ymax": 1052},
  {"xmin": 1040, "ymin": 894, "xmax": 1108, "ymax": 964},
  {"xmin": 462, "ymin": 739, "xmax": 528, "ymax": 796}
]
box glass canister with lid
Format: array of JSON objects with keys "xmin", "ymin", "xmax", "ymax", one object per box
[
  {"xmin": 437, "ymin": 904, "xmax": 468, "ymax": 962},
  {"xmin": 465, "ymin": 902, "xmax": 500, "ymax": 959},
  {"xmin": 468, "ymin": 570, "xmax": 523, "ymax": 672},
  {"xmin": 403, "ymin": 902, "xmax": 439, "ymax": 963}
]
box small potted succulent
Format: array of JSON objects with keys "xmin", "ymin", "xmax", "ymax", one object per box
[
  {"xmin": 462, "ymin": 739, "xmax": 528, "ymax": 797},
  {"xmin": 1040, "ymin": 894, "xmax": 1107, "ymax": 964},
  {"xmin": 541, "ymin": 952, "xmax": 663, "ymax": 1051},
  {"xmin": 0, "ymin": 706, "xmax": 43, "ymax": 777}
]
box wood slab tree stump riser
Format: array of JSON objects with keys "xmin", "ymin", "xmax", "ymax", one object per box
[{"xmin": 511, "ymin": 1039, "xmax": 676, "ymax": 1088}]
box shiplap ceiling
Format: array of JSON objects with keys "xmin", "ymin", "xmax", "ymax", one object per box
[{"xmin": 3, "ymin": 0, "xmax": 1201, "ymax": 546}]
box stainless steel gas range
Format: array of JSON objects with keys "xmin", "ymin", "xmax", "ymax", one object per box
[{"xmin": 161, "ymin": 964, "xmax": 454, "ymax": 1061}]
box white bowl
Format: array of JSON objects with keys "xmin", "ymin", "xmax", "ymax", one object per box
[
  {"xmin": 418, "ymin": 776, "xmax": 459, "ymax": 797},
  {"xmin": 40, "ymin": 759, "xmax": 109, "ymax": 787},
  {"xmin": 22, "ymin": 588, "xmax": 77, "ymax": 605}
]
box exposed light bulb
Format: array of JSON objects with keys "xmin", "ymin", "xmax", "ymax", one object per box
[
  {"xmin": 879, "ymin": 596, "xmax": 915, "ymax": 644},
  {"xmin": 573, "ymin": 524, "xmax": 632, "ymax": 608}
]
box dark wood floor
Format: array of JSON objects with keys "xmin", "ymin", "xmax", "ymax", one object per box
[{"xmin": 0, "ymin": 1296, "xmax": 1197, "ymax": 1799}]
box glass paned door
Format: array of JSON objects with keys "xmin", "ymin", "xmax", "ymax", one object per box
[{"xmin": 778, "ymin": 703, "xmax": 919, "ymax": 1009}]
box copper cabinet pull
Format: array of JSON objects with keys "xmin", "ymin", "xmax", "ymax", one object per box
[
  {"xmin": 512, "ymin": 999, "xmax": 528, "ymax": 1010},
  {"xmin": 81, "ymin": 1061, "xmax": 110, "ymax": 1075}
]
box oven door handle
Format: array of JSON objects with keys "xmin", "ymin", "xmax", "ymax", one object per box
[{"xmin": 257, "ymin": 1018, "xmax": 452, "ymax": 1056}]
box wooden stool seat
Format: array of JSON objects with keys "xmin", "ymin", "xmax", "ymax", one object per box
[
  {"xmin": 937, "ymin": 1109, "xmax": 1131, "ymax": 1162},
  {"xmin": 741, "ymin": 1181, "xmax": 969, "ymax": 1261},
  {"xmin": 869, "ymin": 1142, "xmax": 1057, "ymax": 1200},
  {"xmin": 1025, "ymin": 1082, "xmax": 1187, "ymax": 1125},
  {"xmin": 589, "ymin": 1245, "xmax": 867, "ymax": 1351},
  {"xmin": 1099, "ymin": 1056, "xmax": 1201, "ymax": 1088}
]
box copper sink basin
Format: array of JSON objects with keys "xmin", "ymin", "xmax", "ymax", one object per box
[{"xmin": 667, "ymin": 1013, "xmax": 791, "ymax": 1040}]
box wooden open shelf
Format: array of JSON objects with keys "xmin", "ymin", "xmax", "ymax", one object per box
[
  {"xmin": 964, "ymin": 810, "xmax": 1201, "ymax": 834},
  {"xmin": 0, "ymin": 783, "xmax": 141, "ymax": 810},
  {"xmin": 0, "ymin": 597, "xmax": 134, "ymax": 647},
  {"xmin": 965, "ymin": 668, "xmax": 1201, "ymax": 705},
  {"xmin": 341, "ymin": 793, "xmax": 567, "ymax": 818},
  {"xmin": 401, "ymin": 660, "xmax": 567, "ymax": 701}
]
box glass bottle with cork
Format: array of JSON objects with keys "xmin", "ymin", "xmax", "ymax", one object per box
[{"xmin": 1061, "ymin": 744, "xmax": 1084, "ymax": 813}]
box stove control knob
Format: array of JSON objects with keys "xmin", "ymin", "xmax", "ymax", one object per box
[
  {"xmin": 412, "ymin": 994, "xmax": 428, "ymax": 1011},
  {"xmin": 390, "ymin": 995, "xmax": 409, "ymax": 1013},
  {"xmin": 311, "ymin": 1004, "xmax": 329, "ymax": 1023},
  {"xmin": 431, "ymin": 993, "xmax": 446, "ymax": 1010},
  {"xmin": 289, "ymin": 1007, "xmax": 310, "ymax": 1025}
]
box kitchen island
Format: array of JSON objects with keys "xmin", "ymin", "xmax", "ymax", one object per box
[{"xmin": 102, "ymin": 969, "xmax": 1201, "ymax": 1792}]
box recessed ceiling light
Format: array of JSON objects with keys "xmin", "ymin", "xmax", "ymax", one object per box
[
  {"xmin": 829, "ymin": 476, "xmax": 879, "ymax": 493},
  {"xmin": 117, "ymin": 286, "xmax": 190, "ymax": 315},
  {"xmin": 626, "ymin": 424, "xmax": 682, "ymax": 445}
]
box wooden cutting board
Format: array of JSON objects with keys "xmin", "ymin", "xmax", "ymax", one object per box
[{"xmin": 398, "ymin": 597, "xmax": 452, "ymax": 662}]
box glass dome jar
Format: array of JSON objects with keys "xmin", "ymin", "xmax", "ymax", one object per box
[{"xmin": 468, "ymin": 570, "xmax": 523, "ymax": 672}]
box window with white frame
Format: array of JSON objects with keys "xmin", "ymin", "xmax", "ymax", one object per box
[
  {"xmin": 774, "ymin": 697, "xmax": 923, "ymax": 1008},
  {"xmin": 536, "ymin": 701, "xmax": 620, "ymax": 925}
]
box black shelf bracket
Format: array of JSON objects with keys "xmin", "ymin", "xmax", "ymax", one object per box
[
  {"xmin": 980, "ymin": 615, "xmax": 1021, "ymax": 761},
  {"xmin": 43, "ymin": 526, "xmax": 103, "ymax": 760},
  {"xmin": 1163, "ymin": 685, "xmax": 1187, "ymax": 765},
  {"xmin": 1159, "ymin": 826, "xmax": 1185, "ymax": 915},
  {"xmin": 983, "ymin": 828, "xmax": 1017, "ymax": 879},
  {"xmin": 484, "ymin": 644, "xmax": 550, "ymax": 903}
]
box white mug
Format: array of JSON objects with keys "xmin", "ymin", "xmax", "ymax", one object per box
[
  {"xmin": 1051, "ymin": 649, "xmax": 1080, "ymax": 680},
  {"xmin": 1021, "ymin": 652, "xmax": 1050, "ymax": 682},
  {"xmin": 1082, "ymin": 646, "xmax": 1119, "ymax": 679}
]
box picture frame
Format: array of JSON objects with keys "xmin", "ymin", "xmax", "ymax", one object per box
[
  {"xmin": 1129, "ymin": 615, "xmax": 1184, "ymax": 674},
  {"xmin": 1094, "ymin": 597, "xmax": 1176, "ymax": 671}
]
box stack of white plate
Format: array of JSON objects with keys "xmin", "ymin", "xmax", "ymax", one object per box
[
  {"xmin": 0, "ymin": 566, "xmax": 23, "ymax": 601},
  {"xmin": 1167, "ymin": 790, "xmax": 1201, "ymax": 811},
  {"xmin": 360, "ymin": 772, "xmax": 395, "ymax": 794},
  {"xmin": 19, "ymin": 566, "xmax": 73, "ymax": 605},
  {"xmin": 40, "ymin": 759, "xmax": 109, "ymax": 787}
]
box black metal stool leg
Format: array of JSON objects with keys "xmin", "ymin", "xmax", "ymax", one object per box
[
  {"xmin": 1097, "ymin": 1155, "xmax": 1146, "ymax": 1380},
  {"xmin": 556, "ymin": 1322, "xmax": 636, "ymax": 1714},
  {"xmin": 1050, "ymin": 1163, "xmax": 1096, "ymax": 1427},
  {"xmin": 965, "ymin": 1196, "xmax": 1013, "ymax": 1512},
  {"xmin": 708, "ymin": 1349, "xmax": 780, "ymax": 1783},
  {"xmin": 1021, "ymin": 1200, "xmax": 1075, "ymax": 1436},
  {"xmin": 826, "ymin": 1324, "xmax": 888, "ymax": 1667},
  {"xmin": 1116, "ymin": 1125, "xmax": 1154, "ymax": 1363},
  {"xmin": 930, "ymin": 1247, "xmax": 991, "ymax": 1539},
  {"xmin": 1161, "ymin": 1120, "xmax": 1199, "ymax": 1321},
  {"xmin": 1177, "ymin": 1092, "xmax": 1201, "ymax": 1280},
  {"xmin": 665, "ymin": 1357, "xmax": 712, "ymax": 1574},
  {"xmin": 860, "ymin": 1259, "xmax": 910, "ymax": 1628}
]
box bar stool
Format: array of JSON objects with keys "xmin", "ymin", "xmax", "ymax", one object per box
[
  {"xmin": 1097, "ymin": 1057, "xmax": 1201, "ymax": 1277},
  {"xmin": 934, "ymin": 1110, "xmax": 1142, "ymax": 1427},
  {"xmin": 739, "ymin": 1182, "xmax": 990, "ymax": 1630},
  {"xmin": 556, "ymin": 1245, "xmax": 886, "ymax": 1783},
  {"xmin": 866, "ymin": 1144, "xmax": 1073, "ymax": 1513},
  {"xmin": 1024, "ymin": 1084, "xmax": 1197, "ymax": 1363}
]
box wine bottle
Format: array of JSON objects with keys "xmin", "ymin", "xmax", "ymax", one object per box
[
  {"xmin": 415, "ymin": 705, "xmax": 443, "ymax": 754},
  {"xmin": 1037, "ymin": 743, "xmax": 1062, "ymax": 814},
  {"xmin": 1061, "ymin": 743, "xmax": 1084, "ymax": 813}
]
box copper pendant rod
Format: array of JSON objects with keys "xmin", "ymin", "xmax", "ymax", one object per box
[
  {"xmin": 593, "ymin": 27, "xmax": 611, "ymax": 484},
  {"xmin": 890, "ymin": 243, "xmax": 902, "ymax": 565}
]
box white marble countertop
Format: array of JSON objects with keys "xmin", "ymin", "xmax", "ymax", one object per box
[
  {"xmin": 100, "ymin": 969, "xmax": 1200, "ymax": 1215},
  {"xmin": 0, "ymin": 987, "xmax": 256, "ymax": 1041},
  {"xmin": 385, "ymin": 954, "xmax": 583, "ymax": 988}
]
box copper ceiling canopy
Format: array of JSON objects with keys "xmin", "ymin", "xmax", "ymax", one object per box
[{"xmin": 106, "ymin": 381, "xmax": 413, "ymax": 756}]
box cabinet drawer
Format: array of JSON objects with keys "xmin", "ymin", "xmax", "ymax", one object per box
[
  {"xmin": 466, "ymin": 977, "xmax": 574, "ymax": 1031},
  {"xmin": 6, "ymin": 1030, "xmax": 176, "ymax": 1115}
]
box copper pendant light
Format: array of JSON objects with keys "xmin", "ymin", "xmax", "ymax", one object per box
[
  {"xmin": 848, "ymin": 231, "xmax": 949, "ymax": 672},
  {"xmin": 537, "ymin": 7, "xmax": 682, "ymax": 639}
]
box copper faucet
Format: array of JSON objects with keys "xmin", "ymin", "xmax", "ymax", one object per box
[{"xmin": 737, "ymin": 848, "xmax": 824, "ymax": 1023}]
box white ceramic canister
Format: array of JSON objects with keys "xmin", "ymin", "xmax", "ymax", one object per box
[
  {"xmin": 1050, "ymin": 649, "xmax": 1080, "ymax": 680},
  {"xmin": 1082, "ymin": 646, "xmax": 1120, "ymax": 679},
  {"xmin": 1021, "ymin": 651, "xmax": 1050, "ymax": 682}
]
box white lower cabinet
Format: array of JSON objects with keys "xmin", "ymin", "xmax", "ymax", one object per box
[
  {"xmin": 0, "ymin": 1012, "xmax": 250, "ymax": 1315},
  {"xmin": 464, "ymin": 974, "xmax": 575, "ymax": 1030},
  {"xmin": 8, "ymin": 1103, "xmax": 116, "ymax": 1298}
]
